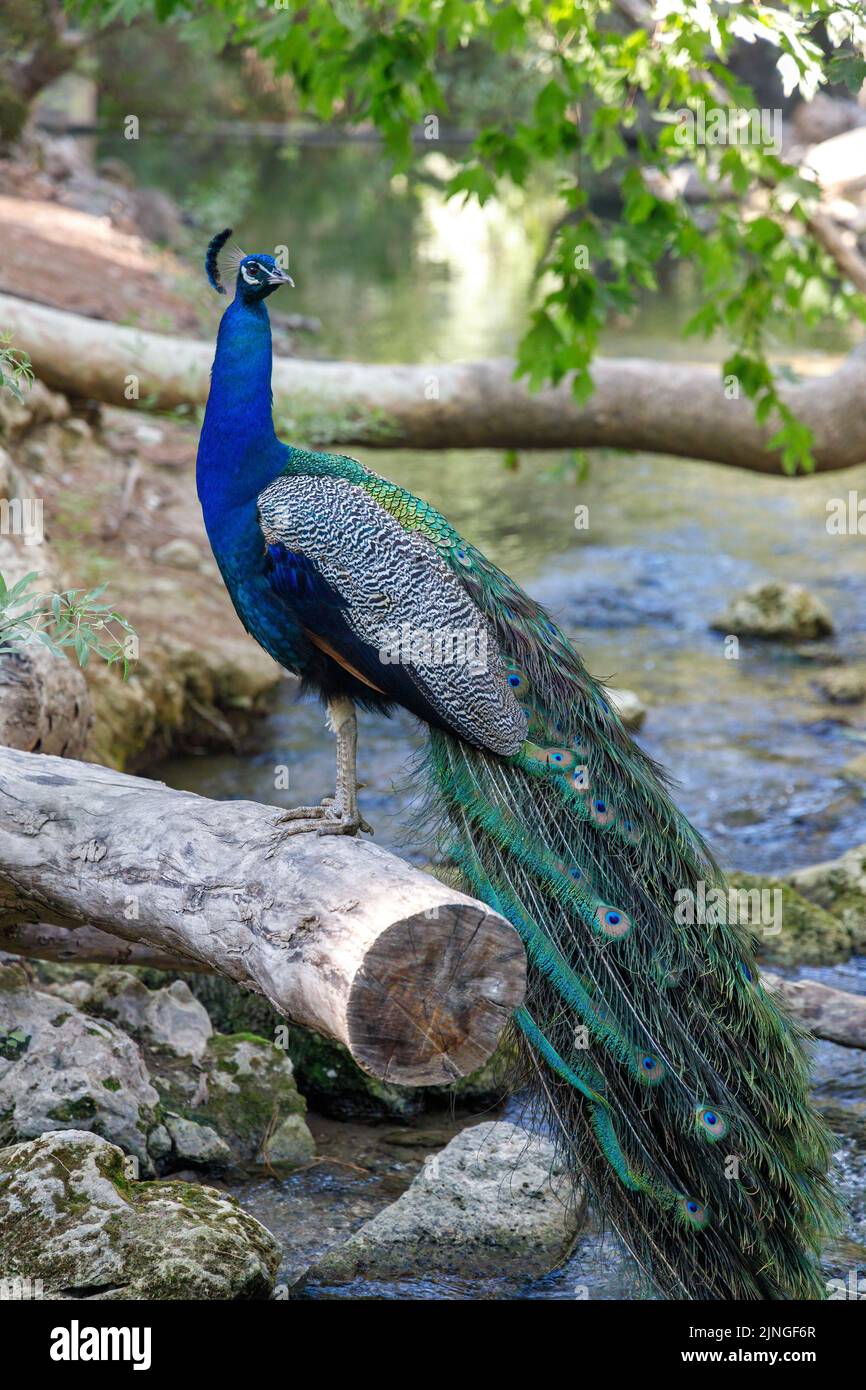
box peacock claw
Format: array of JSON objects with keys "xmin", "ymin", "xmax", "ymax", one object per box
[
  {"xmin": 266, "ymin": 697, "xmax": 373, "ymax": 851},
  {"xmin": 267, "ymin": 797, "xmax": 373, "ymax": 851}
]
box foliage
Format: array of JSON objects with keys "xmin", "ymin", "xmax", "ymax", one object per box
[
  {"xmin": 0, "ymin": 570, "xmax": 138, "ymax": 677},
  {"xmin": 70, "ymin": 1, "xmax": 866, "ymax": 471},
  {"xmin": 0, "ymin": 333, "xmax": 34, "ymax": 403}
]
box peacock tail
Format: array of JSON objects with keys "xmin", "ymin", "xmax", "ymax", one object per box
[{"xmin": 420, "ymin": 536, "xmax": 842, "ymax": 1299}]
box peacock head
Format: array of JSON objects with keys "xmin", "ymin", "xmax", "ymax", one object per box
[{"xmin": 205, "ymin": 228, "xmax": 294, "ymax": 303}]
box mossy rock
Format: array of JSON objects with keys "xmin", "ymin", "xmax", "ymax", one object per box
[
  {"xmin": 154, "ymin": 1032, "xmax": 314, "ymax": 1170},
  {"xmin": 786, "ymin": 842, "xmax": 866, "ymax": 956},
  {"xmin": 727, "ymin": 872, "xmax": 852, "ymax": 966},
  {"xmin": 0, "ymin": 1129, "xmax": 279, "ymax": 1299}
]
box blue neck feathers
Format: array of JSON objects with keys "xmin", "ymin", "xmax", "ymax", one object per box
[{"xmin": 196, "ymin": 297, "xmax": 288, "ymax": 544}]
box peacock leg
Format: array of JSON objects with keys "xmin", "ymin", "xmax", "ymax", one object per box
[{"xmin": 268, "ymin": 696, "xmax": 373, "ymax": 844}]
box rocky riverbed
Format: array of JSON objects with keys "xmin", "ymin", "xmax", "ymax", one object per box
[{"xmin": 2, "ymin": 841, "xmax": 865, "ymax": 1302}]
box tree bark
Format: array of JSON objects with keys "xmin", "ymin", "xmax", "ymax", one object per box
[
  {"xmin": 3, "ymin": 293, "xmax": 866, "ymax": 472},
  {"xmin": 0, "ymin": 747, "xmax": 525, "ymax": 1085}
]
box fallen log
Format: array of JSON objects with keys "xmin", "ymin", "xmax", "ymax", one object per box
[
  {"xmin": 0, "ymin": 747, "xmax": 525, "ymax": 1086},
  {"xmin": 763, "ymin": 970, "xmax": 866, "ymax": 1051},
  {"xmin": 4, "ymin": 293, "xmax": 866, "ymax": 473},
  {"xmin": 0, "ymin": 920, "xmax": 204, "ymax": 972}
]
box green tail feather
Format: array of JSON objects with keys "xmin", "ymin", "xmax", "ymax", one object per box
[{"xmin": 422, "ymin": 629, "xmax": 842, "ymax": 1300}]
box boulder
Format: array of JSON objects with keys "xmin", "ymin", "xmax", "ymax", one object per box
[
  {"xmin": 182, "ymin": 974, "xmax": 513, "ymax": 1120},
  {"xmin": 163, "ymin": 1114, "xmax": 231, "ymax": 1168},
  {"xmin": 786, "ymin": 842, "xmax": 866, "ymax": 956},
  {"xmin": 0, "ymin": 1130, "xmax": 279, "ymax": 1299},
  {"xmin": 0, "ymin": 964, "xmax": 158, "ymax": 1169},
  {"xmin": 86, "ymin": 970, "xmax": 212, "ymax": 1061},
  {"xmin": 711, "ymin": 582, "xmax": 834, "ymax": 641},
  {"xmin": 151, "ymin": 538, "xmax": 203, "ymax": 571},
  {"xmin": 726, "ymin": 872, "xmax": 853, "ymax": 966},
  {"xmin": 305, "ymin": 1120, "xmax": 584, "ymax": 1286},
  {"xmin": 154, "ymin": 1031, "xmax": 315, "ymax": 1172},
  {"xmin": 197, "ymin": 1034, "xmax": 315, "ymax": 1170}
]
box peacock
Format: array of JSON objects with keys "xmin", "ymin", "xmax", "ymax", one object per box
[{"xmin": 196, "ymin": 228, "xmax": 841, "ymax": 1300}]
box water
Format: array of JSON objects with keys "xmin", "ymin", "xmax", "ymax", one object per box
[{"xmin": 132, "ymin": 135, "xmax": 866, "ymax": 1298}]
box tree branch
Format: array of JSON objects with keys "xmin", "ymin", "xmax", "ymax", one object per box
[{"xmin": 3, "ymin": 293, "xmax": 866, "ymax": 471}]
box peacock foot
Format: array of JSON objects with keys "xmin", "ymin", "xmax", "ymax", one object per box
[{"xmin": 267, "ymin": 794, "xmax": 373, "ymax": 852}]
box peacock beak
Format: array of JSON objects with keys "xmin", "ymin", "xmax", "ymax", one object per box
[{"xmin": 267, "ymin": 268, "xmax": 294, "ymax": 287}]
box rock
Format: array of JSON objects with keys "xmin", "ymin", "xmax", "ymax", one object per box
[
  {"xmin": 711, "ymin": 582, "xmax": 834, "ymax": 641},
  {"xmin": 0, "ymin": 1130, "xmax": 279, "ymax": 1299},
  {"xmin": 726, "ymin": 872, "xmax": 853, "ymax": 966},
  {"xmin": 842, "ymin": 753, "xmax": 866, "ymax": 784},
  {"xmin": 0, "ymin": 379, "xmax": 69, "ymax": 444},
  {"xmin": 786, "ymin": 842, "xmax": 866, "ymax": 956},
  {"xmin": 44, "ymin": 979, "xmax": 93, "ymax": 1008},
  {"xmin": 196, "ymin": 1034, "xmax": 313, "ymax": 1169},
  {"xmin": 763, "ymin": 972, "xmax": 866, "ymax": 1049},
  {"xmin": 61, "ymin": 417, "xmax": 92, "ymax": 445},
  {"xmin": 607, "ymin": 687, "xmax": 647, "ymax": 731},
  {"xmin": 146, "ymin": 1124, "xmax": 173, "ymax": 1161},
  {"xmin": 791, "ymin": 92, "xmax": 866, "ymax": 146},
  {"xmin": 86, "ymin": 970, "xmax": 212, "ymax": 1061},
  {"xmin": 306, "ymin": 1120, "xmax": 584, "ymax": 1286},
  {"xmin": 260, "ymin": 1114, "xmax": 315, "ymax": 1171},
  {"xmin": 152, "ymin": 538, "xmax": 203, "ymax": 571},
  {"xmin": 815, "ymin": 667, "xmax": 866, "ymax": 704},
  {"xmin": 153, "ymin": 1031, "xmax": 315, "ymax": 1172},
  {"xmin": 164, "ymin": 1115, "xmax": 231, "ymax": 1168},
  {"xmin": 0, "ymin": 964, "xmax": 159, "ymax": 1170},
  {"xmin": 141, "ymin": 980, "xmax": 212, "ymax": 1060},
  {"xmin": 133, "ymin": 422, "xmax": 165, "ymax": 446}
]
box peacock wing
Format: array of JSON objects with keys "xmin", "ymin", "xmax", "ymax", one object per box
[{"xmin": 257, "ymin": 471, "xmax": 527, "ymax": 755}]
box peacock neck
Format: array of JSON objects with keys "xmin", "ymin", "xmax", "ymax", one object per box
[{"xmin": 197, "ymin": 296, "xmax": 287, "ymax": 541}]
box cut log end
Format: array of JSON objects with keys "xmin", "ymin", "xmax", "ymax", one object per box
[{"xmin": 346, "ymin": 903, "xmax": 526, "ymax": 1086}]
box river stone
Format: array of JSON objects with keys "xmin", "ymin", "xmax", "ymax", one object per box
[
  {"xmin": 85, "ymin": 970, "xmax": 213, "ymax": 1061},
  {"xmin": 0, "ymin": 964, "xmax": 158, "ymax": 1170},
  {"xmin": 787, "ymin": 842, "xmax": 866, "ymax": 955},
  {"xmin": 260, "ymin": 1113, "xmax": 316, "ymax": 1171},
  {"xmin": 815, "ymin": 666, "xmax": 866, "ymax": 704},
  {"xmin": 152, "ymin": 1032, "xmax": 315, "ymax": 1171},
  {"xmin": 0, "ymin": 1129, "xmax": 280, "ymax": 1300},
  {"xmin": 711, "ymin": 582, "xmax": 834, "ymax": 641},
  {"xmin": 306, "ymin": 1120, "xmax": 584, "ymax": 1285},
  {"xmin": 607, "ymin": 687, "xmax": 647, "ymax": 731},
  {"xmin": 726, "ymin": 872, "xmax": 852, "ymax": 966},
  {"xmin": 163, "ymin": 1114, "xmax": 232, "ymax": 1167}
]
